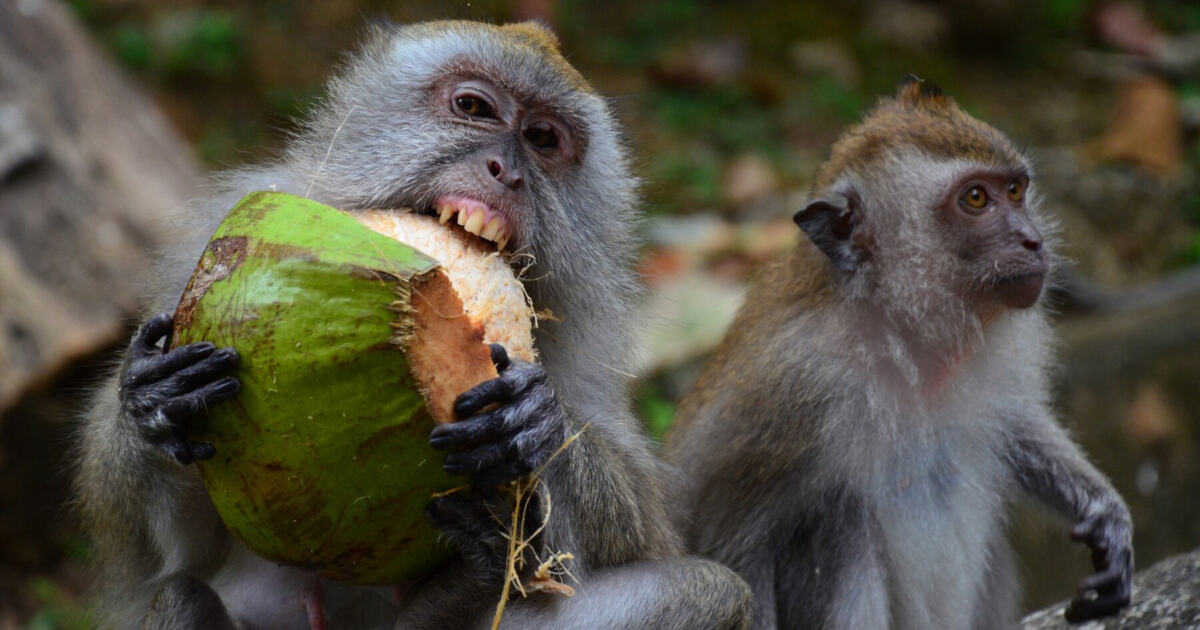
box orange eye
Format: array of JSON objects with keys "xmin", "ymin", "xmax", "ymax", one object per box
[
  {"xmin": 962, "ymin": 185, "xmax": 988, "ymax": 211},
  {"xmin": 1007, "ymin": 180, "xmax": 1024, "ymax": 202}
]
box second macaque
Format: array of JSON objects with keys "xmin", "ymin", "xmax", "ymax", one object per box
[{"xmin": 666, "ymin": 77, "xmax": 1133, "ymax": 629}]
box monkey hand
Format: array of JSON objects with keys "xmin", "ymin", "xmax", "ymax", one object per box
[
  {"xmin": 425, "ymin": 487, "xmax": 524, "ymax": 583},
  {"xmin": 1064, "ymin": 501, "xmax": 1133, "ymax": 623},
  {"xmin": 119, "ymin": 312, "xmax": 240, "ymax": 465},
  {"xmin": 426, "ymin": 345, "xmax": 564, "ymax": 580},
  {"xmin": 430, "ymin": 344, "xmax": 568, "ymax": 487}
]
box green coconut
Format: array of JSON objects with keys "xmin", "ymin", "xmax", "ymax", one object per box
[{"xmin": 171, "ymin": 191, "xmax": 535, "ymax": 584}]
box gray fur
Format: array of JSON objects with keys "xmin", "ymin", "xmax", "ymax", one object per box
[
  {"xmin": 75, "ymin": 20, "xmax": 750, "ymax": 630},
  {"xmin": 667, "ymin": 149, "xmax": 1130, "ymax": 629}
]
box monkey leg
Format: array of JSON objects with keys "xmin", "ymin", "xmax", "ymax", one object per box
[
  {"xmin": 394, "ymin": 557, "xmax": 751, "ymax": 630},
  {"xmin": 485, "ymin": 558, "xmax": 751, "ymax": 630},
  {"xmin": 142, "ymin": 574, "xmax": 239, "ymax": 630}
]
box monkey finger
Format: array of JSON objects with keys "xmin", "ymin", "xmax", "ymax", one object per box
[
  {"xmin": 161, "ymin": 377, "xmax": 240, "ymax": 419},
  {"xmin": 131, "ymin": 313, "xmax": 174, "ymax": 356},
  {"xmin": 488, "ymin": 343, "xmax": 511, "ymax": 372},
  {"xmin": 473, "ymin": 458, "xmax": 534, "ymax": 488},
  {"xmin": 426, "ymin": 499, "xmax": 479, "ymax": 542},
  {"xmin": 426, "ymin": 495, "xmax": 501, "ymax": 544},
  {"xmin": 454, "ymin": 378, "xmax": 514, "ymax": 419},
  {"xmin": 1077, "ymin": 564, "xmax": 1124, "ymax": 596},
  {"xmin": 1089, "ymin": 544, "xmax": 1113, "ymax": 572},
  {"xmin": 442, "ymin": 442, "xmax": 512, "ymax": 477},
  {"xmin": 1064, "ymin": 590, "xmax": 1131, "ymax": 623},
  {"xmin": 187, "ymin": 441, "xmax": 217, "ymax": 462},
  {"xmin": 158, "ymin": 349, "xmax": 240, "ymax": 396},
  {"xmin": 126, "ymin": 343, "xmax": 219, "ymax": 389},
  {"xmin": 155, "ymin": 431, "xmax": 198, "ymax": 465},
  {"xmin": 425, "ymin": 497, "xmax": 508, "ymax": 574},
  {"xmin": 430, "ymin": 411, "xmax": 507, "ymax": 451}
]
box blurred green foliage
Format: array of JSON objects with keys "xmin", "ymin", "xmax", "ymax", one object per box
[
  {"xmin": 24, "ymin": 579, "xmax": 91, "ymax": 630},
  {"xmin": 1149, "ymin": 0, "xmax": 1200, "ymax": 30},
  {"xmin": 161, "ymin": 11, "xmax": 241, "ymax": 78},
  {"xmin": 636, "ymin": 380, "xmax": 676, "ymax": 442},
  {"xmin": 107, "ymin": 10, "xmax": 243, "ymax": 79}
]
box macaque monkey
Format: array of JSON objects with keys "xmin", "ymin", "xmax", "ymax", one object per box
[
  {"xmin": 666, "ymin": 77, "xmax": 1133, "ymax": 629},
  {"xmin": 76, "ymin": 20, "xmax": 751, "ymax": 630}
]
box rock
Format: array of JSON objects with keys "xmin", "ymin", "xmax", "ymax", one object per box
[{"xmin": 1021, "ymin": 548, "xmax": 1200, "ymax": 629}]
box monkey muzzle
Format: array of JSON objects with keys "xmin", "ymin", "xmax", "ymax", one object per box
[
  {"xmin": 428, "ymin": 195, "xmax": 513, "ymax": 251},
  {"xmin": 994, "ymin": 263, "xmax": 1047, "ymax": 309}
]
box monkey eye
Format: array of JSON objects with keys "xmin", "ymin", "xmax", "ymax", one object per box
[
  {"xmin": 454, "ymin": 95, "xmax": 497, "ymax": 120},
  {"xmin": 961, "ymin": 185, "xmax": 989, "ymax": 212},
  {"xmin": 1006, "ymin": 180, "xmax": 1025, "ymax": 202},
  {"xmin": 524, "ymin": 122, "xmax": 559, "ymax": 150}
]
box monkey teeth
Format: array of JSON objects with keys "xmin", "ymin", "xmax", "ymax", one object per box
[{"xmin": 432, "ymin": 196, "xmax": 512, "ymax": 251}]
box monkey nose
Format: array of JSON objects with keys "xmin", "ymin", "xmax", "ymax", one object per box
[
  {"xmin": 1007, "ymin": 212, "xmax": 1042, "ymax": 252},
  {"xmin": 487, "ymin": 159, "xmax": 524, "ymax": 190}
]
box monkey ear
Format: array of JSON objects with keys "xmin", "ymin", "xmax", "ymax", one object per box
[{"xmin": 793, "ymin": 196, "xmax": 870, "ymax": 273}]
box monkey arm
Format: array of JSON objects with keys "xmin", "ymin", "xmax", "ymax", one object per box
[
  {"xmin": 532, "ymin": 409, "xmax": 682, "ymax": 566},
  {"xmin": 76, "ymin": 374, "xmax": 232, "ymax": 625},
  {"xmin": 1004, "ymin": 410, "xmax": 1133, "ymax": 622},
  {"xmin": 75, "ymin": 315, "xmax": 242, "ymax": 625}
]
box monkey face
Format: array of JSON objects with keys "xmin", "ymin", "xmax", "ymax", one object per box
[
  {"xmin": 287, "ymin": 22, "xmax": 639, "ymax": 322},
  {"xmin": 408, "ymin": 76, "xmax": 584, "ymax": 253},
  {"xmin": 938, "ymin": 169, "xmax": 1048, "ymax": 310}
]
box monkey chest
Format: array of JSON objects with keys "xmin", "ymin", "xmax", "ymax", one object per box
[{"xmin": 869, "ymin": 444, "xmax": 1007, "ymax": 627}]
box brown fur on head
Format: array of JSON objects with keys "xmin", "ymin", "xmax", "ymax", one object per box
[
  {"xmin": 794, "ymin": 76, "xmax": 1046, "ymax": 353},
  {"xmin": 374, "ymin": 20, "xmax": 595, "ymax": 95},
  {"xmin": 813, "ymin": 75, "xmax": 1024, "ymax": 192}
]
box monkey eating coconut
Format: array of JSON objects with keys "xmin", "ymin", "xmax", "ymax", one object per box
[{"xmin": 170, "ymin": 191, "xmax": 536, "ymax": 584}]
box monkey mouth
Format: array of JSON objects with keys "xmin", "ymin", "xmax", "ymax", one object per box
[
  {"xmin": 993, "ymin": 270, "xmax": 1046, "ymax": 309},
  {"xmin": 423, "ymin": 195, "xmax": 513, "ymax": 251}
]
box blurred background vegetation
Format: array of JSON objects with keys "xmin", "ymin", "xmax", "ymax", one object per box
[{"xmin": 3, "ymin": 0, "xmax": 1200, "ymax": 627}]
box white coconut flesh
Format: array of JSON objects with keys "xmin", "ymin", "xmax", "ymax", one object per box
[{"xmin": 354, "ymin": 210, "xmax": 537, "ymax": 365}]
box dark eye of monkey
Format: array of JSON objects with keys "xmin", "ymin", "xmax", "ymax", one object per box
[
  {"xmin": 455, "ymin": 95, "xmax": 496, "ymax": 119},
  {"xmin": 524, "ymin": 122, "xmax": 559, "ymax": 150}
]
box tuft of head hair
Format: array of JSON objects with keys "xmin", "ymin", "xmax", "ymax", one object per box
[
  {"xmin": 387, "ymin": 20, "xmax": 593, "ymax": 95},
  {"xmin": 813, "ymin": 75, "xmax": 1024, "ymax": 192},
  {"xmin": 497, "ymin": 20, "xmax": 593, "ymax": 94}
]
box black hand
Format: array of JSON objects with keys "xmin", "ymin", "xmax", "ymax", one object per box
[
  {"xmin": 426, "ymin": 488, "xmax": 522, "ymax": 583},
  {"xmin": 1064, "ymin": 505, "xmax": 1133, "ymax": 623},
  {"xmin": 120, "ymin": 312, "xmax": 240, "ymax": 465},
  {"xmin": 429, "ymin": 344, "xmax": 567, "ymax": 488}
]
